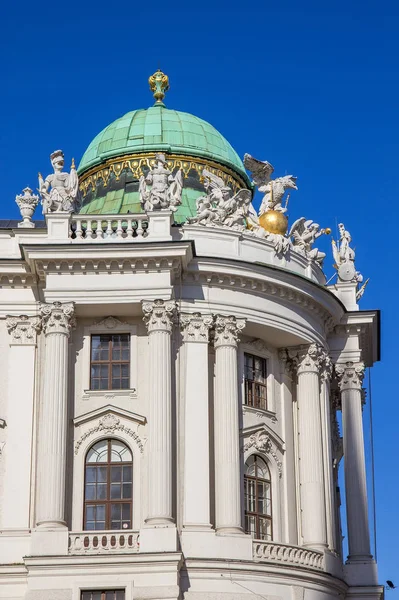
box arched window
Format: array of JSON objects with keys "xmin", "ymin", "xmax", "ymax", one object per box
[
  {"xmin": 244, "ymin": 455, "xmax": 272, "ymax": 540},
  {"xmin": 84, "ymin": 439, "xmax": 133, "ymax": 531}
]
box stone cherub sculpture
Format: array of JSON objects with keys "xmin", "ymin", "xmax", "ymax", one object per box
[
  {"xmin": 187, "ymin": 170, "xmax": 252, "ymax": 231},
  {"xmin": 243, "ymin": 154, "xmax": 297, "ymax": 215},
  {"xmin": 332, "ymin": 222, "xmax": 363, "ymax": 283},
  {"xmin": 38, "ymin": 150, "xmax": 80, "ymax": 214},
  {"xmin": 139, "ymin": 154, "xmax": 183, "ymax": 212},
  {"xmin": 288, "ymin": 218, "xmax": 331, "ymax": 265}
]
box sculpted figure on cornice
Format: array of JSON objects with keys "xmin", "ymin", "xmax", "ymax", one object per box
[
  {"xmin": 187, "ymin": 170, "xmax": 252, "ymax": 231},
  {"xmin": 243, "ymin": 154, "xmax": 297, "ymax": 215},
  {"xmin": 139, "ymin": 153, "xmax": 183, "ymax": 212},
  {"xmin": 332, "ymin": 222, "xmax": 363, "ymax": 284},
  {"xmin": 39, "ymin": 150, "xmax": 80, "ymax": 214},
  {"xmin": 288, "ymin": 218, "xmax": 330, "ymax": 266}
]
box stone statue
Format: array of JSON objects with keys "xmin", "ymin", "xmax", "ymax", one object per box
[
  {"xmin": 332, "ymin": 222, "xmax": 363, "ymax": 283},
  {"xmin": 243, "ymin": 154, "xmax": 297, "ymax": 215},
  {"xmin": 38, "ymin": 150, "xmax": 80, "ymax": 214},
  {"xmin": 139, "ymin": 154, "xmax": 183, "ymax": 212},
  {"xmin": 187, "ymin": 169, "xmax": 252, "ymax": 231},
  {"xmin": 289, "ymin": 218, "xmax": 331, "ymax": 265}
]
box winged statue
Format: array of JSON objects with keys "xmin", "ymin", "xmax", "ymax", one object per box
[{"xmin": 244, "ymin": 153, "xmax": 297, "ymax": 215}]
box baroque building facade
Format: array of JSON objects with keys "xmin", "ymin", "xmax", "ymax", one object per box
[{"xmin": 0, "ymin": 72, "xmax": 383, "ymax": 600}]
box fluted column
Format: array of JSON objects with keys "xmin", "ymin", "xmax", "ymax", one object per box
[
  {"xmin": 289, "ymin": 344, "xmax": 328, "ymax": 550},
  {"xmin": 36, "ymin": 302, "xmax": 75, "ymax": 528},
  {"xmin": 336, "ymin": 361, "xmax": 371, "ymax": 560},
  {"xmin": 181, "ymin": 313, "xmax": 213, "ymax": 529},
  {"xmin": 143, "ymin": 299, "xmax": 176, "ymax": 525},
  {"xmin": 213, "ymin": 315, "xmax": 245, "ymax": 534}
]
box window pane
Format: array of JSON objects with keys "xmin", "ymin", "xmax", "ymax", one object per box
[
  {"xmin": 122, "ymin": 484, "xmax": 132, "ymax": 499},
  {"xmin": 86, "ymin": 467, "xmax": 97, "ymax": 483},
  {"xmin": 111, "ymin": 484, "xmax": 122, "ymax": 499},
  {"xmin": 116, "ymin": 592, "xmax": 125, "ymax": 600},
  {"xmin": 123, "ymin": 465, "xmax": 132, "ymax": 481},
  {"xmin": 111, "ymin": 440, "xmax": 132, "ymax": 462},
  {"xmin": 96, "ymin": 483, "xmax": 107, "ymax": 500},
  {"xmin": 97, "ymin": 466, "xmax": 107, "ymax": 482},
  {"xmin": 85, "ymin": 484, "xmax": 95, "ymax": 501},
  {"xmin": 111, "ymin": 466, "xmax": 122, "ymax": 482}
]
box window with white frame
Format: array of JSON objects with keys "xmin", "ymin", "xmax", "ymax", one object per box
[{"xmin": 244, "ymin": 455, "xmax": 272, "ymax": 540}]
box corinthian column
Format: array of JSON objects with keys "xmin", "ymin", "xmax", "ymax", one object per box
[
  {"xmin": 289, "ymin": 344, "xmax": 328, "ymax": 550},
  {"xmin": 181, "ymin": 313, "xmax": 213, "ymax": 529},
  {"xmin": 143, "ymin": 299, "xmax": 176, "ymax": 524},
  {"xmin": 36, "ymin": 302, "xmax": 75, "ymax": 528},
  {"xmin": 213, "ymin": 315, "xmax": 245, "ymax": 534},
  {"xmin": 335, "ymin": 361, "xmax": 371, "ymax": 560}
]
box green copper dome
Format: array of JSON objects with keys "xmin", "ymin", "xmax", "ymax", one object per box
[
  {"xmin": 77, "ymin": 105, "xmax": 250, "ymax": 221},
  {"xmin": 78, "ymin": 106, "xmax": 247, "ymax": 178}
]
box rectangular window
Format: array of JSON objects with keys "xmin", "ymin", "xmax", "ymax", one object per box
[
  {"xmin": 244, "ymin": 353, "xmax": 267, "ymax": 411},
  {"xmin": 90, "ymin": 334, "xmax": 130, "ymax": 390},
  {"xmin": 81, "ymin": 592, "xmax": 125, "ymax": 600}
]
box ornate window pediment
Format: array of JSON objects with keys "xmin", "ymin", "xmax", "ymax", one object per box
[
  {"xmin": 74, "ymin": 405, "xmax": 146, "ymax": 456},
  {"xmin": 241, "ymin": 423, "xmax": 284, "ymax": 478}
]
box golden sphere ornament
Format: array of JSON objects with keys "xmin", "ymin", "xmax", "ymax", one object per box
[
  {"xmin": 325, "ymin": 227, "xmax": 331, "ymax": 235},
  {"xmin": 259, "ymin": 210, "xmax": 288, "ymax": 235}
]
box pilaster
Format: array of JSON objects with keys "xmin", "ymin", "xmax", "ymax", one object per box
[
  {"xmin": 35, "ymin": 302, "xmax": 75, "ymax": 533},
  {"xmin": 142, "ymin": 299, "xmax": 176, "ymax": 527},
  {"xmin": 181, "ymin": 313, "xmax": 213, "ymax": 530},
  {"xmin": 287, "ymin": 343, "xmax": 328, "ymax": 551},
  {"xmin": 213, "ymin": 315, "xmax": 245, "ymax": 534},
  {"xmin": 335, "ymin": 361, "xmax": 373, "ymax": 567},
  {"xmin": 2, "ymin": 316, "xmax": 41, "ymax": 528}
]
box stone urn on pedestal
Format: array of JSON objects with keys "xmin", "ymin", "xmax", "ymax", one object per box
[{"xmin": 16, "ymin": 187, "xmax": 40, "ymax": 228}]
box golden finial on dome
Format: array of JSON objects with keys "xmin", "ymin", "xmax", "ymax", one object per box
[{"xmin": 149, "ymin": 69, "xmax": 170, "ymax": 105}]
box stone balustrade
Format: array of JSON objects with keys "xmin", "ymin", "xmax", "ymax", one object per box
[
  {"xmin": 253, "ymin": 540, "xmax": 324, "ymax": 571},
  {"xmin": 68, "ymin": 531, "xmax": 140, "ymax": 554},
  {"xmin": 69, "ymin": 214, "xmax": 149, "ymax": 240}
]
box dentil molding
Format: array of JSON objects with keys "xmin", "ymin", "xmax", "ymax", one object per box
[
  {"xmin": 142, "ymin": 299, "xmax": 177, "ymax": 333},
  {"xmin": 180, "ymin": 312, "xmax": 213, "ymax": 342},
  {"xmin": 213, "ymin": 315, "xmax": 246, "ymax": 348},
  {"xmin": 39, "ymin": 301, "xmax": 76, "ymax": 336},
  {"xmin": 335, "ymin": 361, "xmax": 365, "ymax": 391},
  {"xmin": 6, "ymin": 315, "xmax": 41, "ymax": 345}
]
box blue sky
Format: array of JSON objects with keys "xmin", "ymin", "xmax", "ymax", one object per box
[{"xmin": 1, "ymin": 0, "xmax": 398, "ymax": 589}]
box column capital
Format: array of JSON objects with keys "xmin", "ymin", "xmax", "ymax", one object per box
[
  {"xmin": 6, "ymin": 315, "xmax": 41, "ymax": 345},
  {"xmin": 180, "ymin": 312, "xmax": 213, "ymax": 343},
  {"xmin": 142, "ymin": 299, "xmax": 177, "ymax": 334},
  {"xmin": 335, "ymin": 361, "xmax": 365, "ymax": 391},
  {"xmin": 285, "ymin": 343, "xmax": 329, "ymax": 375},
  {"xmin": 213, "ymin": 315, "xmax": 245, "ymax": 348},
  {"xmin": 39, "ymin": 302, "xmax": 75, "ymax": 336}
]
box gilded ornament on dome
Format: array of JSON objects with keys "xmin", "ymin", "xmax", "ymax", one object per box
[
  {"xmin": 258, "ymin": 210, "xmax": 288, "ymax": 235},
  {"xmin": 149, "ymin": 69, "xmax": 170, "ymax": 104}
]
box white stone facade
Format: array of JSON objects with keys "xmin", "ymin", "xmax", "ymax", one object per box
[{"xmin": 0, "ymin": 212, "xmax": 383, "ymax": 600}]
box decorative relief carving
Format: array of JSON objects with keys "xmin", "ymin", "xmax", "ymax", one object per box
[
  {"xmin": 245, "ymin": 338, "xmax": 270, "ymax": 354},
  {"xmin": 213, "ymin": 315, "xmax": 245, "ymax": 348},
  {"xmin": 180, "ymin": 313, "xmax": 213, "ymax": 343},
  {"xmin": 92, "ymin": 316, "xmax": 127, "ymax": 330},
  {"xmin": 6, "ymin": 315, "xmax": 41, "ymax": 344},
  {"xmin": 0, "ymin": 441, "xmax": 5, "ymax": 455},
  {"xmin": 243, "ymin": 431, "xmax": 282, "ymax": 478},
  {"xmin": 335, "ymin": 361, "xmax": 365, "ymax": 391},
  {"xmin": 40, "ymin": 301, "xmax": 76, "ymax": 336},
  {"xmin": 142, "ymin": 299, "xmax": 177, "ymax": 334},
  {"xmin": 75, "ymin": 414, "xmax": 144, "ymax": 455}
]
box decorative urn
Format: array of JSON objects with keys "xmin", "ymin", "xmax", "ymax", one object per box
[{"xmin": 259, "ymin": 210, "xmax": 288, "ymax": 235}]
